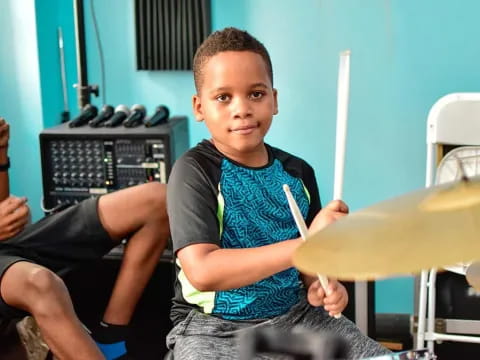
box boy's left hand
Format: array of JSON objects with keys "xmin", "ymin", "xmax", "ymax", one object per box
[
  {"xmin": 307, "ymin": 278, "xmax": 348, "ymax": 317},
  {"xmin": 308, "ymin": 200, "xmax": 349, "ymax": 235}
]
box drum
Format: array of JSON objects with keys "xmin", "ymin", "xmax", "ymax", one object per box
[{"xmin": 364, "ymin": 349, "xmax": 434, "ymax": 360}]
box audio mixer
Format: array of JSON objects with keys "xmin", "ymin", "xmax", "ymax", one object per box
[{"xmin": 40, "ymin": 116, "xmax": 188, "ymax": 211}]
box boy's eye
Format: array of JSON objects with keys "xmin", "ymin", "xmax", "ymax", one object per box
[
  {"xmin": 250, "ymin": 91, "xmax": 264, "ymax": 100},
  {"xmin": 216, "ymin": 94, "xmax": 230, "ymax": 102}
]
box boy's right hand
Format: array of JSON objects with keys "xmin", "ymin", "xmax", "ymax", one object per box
[
  {"xmin": 307, "ymin": 278, "xmax": 348, "ymax": 316},
  {"xmin": 308, "ymin": 200, "xmax": 349, "ymax": 235},
  {"xmin": 0, "ymin": 196, "xmax": 30, "ymax": 241}
]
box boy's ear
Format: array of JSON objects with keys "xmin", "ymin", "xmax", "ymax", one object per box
[
  {"xmin": 273, "ymin": 88, "xmax": 279, "ymax": 115},
  {"xmin": 192, "ymin": 95, "xmax": 204, "ymax": 122}
]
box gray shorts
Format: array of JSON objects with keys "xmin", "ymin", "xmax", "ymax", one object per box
[
  {"xmin": 0, "ymin": 198, "xmax": 113, "ymax": 319},
  {"xmin": 167, "ymin": 294, "xmax": 390, "ymax": 360}
]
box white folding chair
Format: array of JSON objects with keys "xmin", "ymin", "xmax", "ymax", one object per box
[{"xmin": 416, "ymin": 93, "xmax": 480, "ymax": 353}]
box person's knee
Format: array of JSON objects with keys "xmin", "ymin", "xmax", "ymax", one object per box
[
  {"xmin": 24, "ymin": 268, "xmax": 69, "ymax": 316},
  {"xmin": 142, "ymin": 182, "xmax": 168, "ymax": 219}
]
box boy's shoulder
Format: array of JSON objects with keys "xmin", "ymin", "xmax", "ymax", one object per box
[{"xmin": 170, "ymin": 140, "xmax": 223, "ymax": 185}]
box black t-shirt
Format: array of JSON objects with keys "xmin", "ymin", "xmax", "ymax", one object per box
[{"xmin": 167, "ymin": 140, "xmax": 321, "ymax": 326}]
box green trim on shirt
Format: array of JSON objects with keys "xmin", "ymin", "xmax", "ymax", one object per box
[{"xmin": 177, "ymin": 259, "xmax": 215, "ymax": 314}]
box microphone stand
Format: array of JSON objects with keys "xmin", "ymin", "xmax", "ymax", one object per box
[{"xmin": 73, "ymin": 0, "xmax": 98, "ymax": 110}]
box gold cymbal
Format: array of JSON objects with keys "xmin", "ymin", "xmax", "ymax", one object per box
[{"xmin": 293, "ymin": 179, "xmax": 480, "ymax": 281}]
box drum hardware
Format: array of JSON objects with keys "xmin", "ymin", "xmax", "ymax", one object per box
[
  {"xmin": 293, "ymin": 176, "xmax": 480, "ymax": 280},
  {"xmin": 414, "ymin": 316, "xmax": 480, "ymax": 337},
  {"xmin": 362, "ymin": 348, "xmax": 435, "ymax": 360},
  {"xmin": 411, "ymin": 316, "xmax": 446, "ymax": 335},
  {"xmin": 466, "ymin": 261, "xmax": 480, "ymax": 290},
  {"xmin": 238, "ymin": 326, "xmax": 348, "ymax": 360},
  {"xmin": 237, "ymin": 326, "xmax": 435, "ymax": 360}
]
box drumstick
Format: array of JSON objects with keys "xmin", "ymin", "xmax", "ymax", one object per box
[
  {"xmin": 283, "ymin": 184, "xmax": 342, "ymax": 318},
  {"xmin": 334, "ymin": 50, "xmax": 350, "ymax": 200}
]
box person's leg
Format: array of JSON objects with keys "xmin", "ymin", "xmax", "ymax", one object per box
[
  {"xmin": 0, "ymin": 261, "xmax": 104, "ymax": 360},
  {"xmin": 0, "ymin": 182, "xmax": 168, "ymax": 359},
  {"xmin": 96, "ymin": 182, "xmax": 169, "ymax": 325},
  {"xmin": 167, "ymin": 311, "xmax": 244, "ymax": 360}
]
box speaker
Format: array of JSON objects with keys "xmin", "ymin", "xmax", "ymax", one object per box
[
  {"xmin": 64, "ymin": 259, "xmax": 174, "ymax": 359},
  {"xmin": 134, "ymin": 0, "xmax": 211, "ymax": 70}
]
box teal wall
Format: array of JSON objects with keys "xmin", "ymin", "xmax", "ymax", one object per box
[
  {"xmin": 0, "ymin": 0, "xmax": 44, "ymax": 221},
  {"xmin": 3, "ymin": 0, "xmax": 480, "ymax": 314},
  {"xmin": 83, "ymin": 0, "xmax": 196, "ymax": 139},
  {"xmin": 35, "ymin": 0, "xmax": 78, "ymax": 129}
]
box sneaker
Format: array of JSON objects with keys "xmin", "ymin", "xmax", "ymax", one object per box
[{"xmin": 16, "ymin": 316, "xmax": 50, "ymax": 360}]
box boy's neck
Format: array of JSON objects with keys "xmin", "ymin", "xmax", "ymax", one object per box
[{"xmin": 210, "ymin": 140, "xmax": 269, "ymax": 168}]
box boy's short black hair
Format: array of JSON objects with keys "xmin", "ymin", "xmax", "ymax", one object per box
[{"xmin": 193, "ymin": 27, "xmax": 273, "ymax": 92}]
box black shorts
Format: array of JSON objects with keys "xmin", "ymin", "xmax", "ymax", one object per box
[{"xmin": 0, "ymin": 197, "xmax": 114, "ymax": 319}]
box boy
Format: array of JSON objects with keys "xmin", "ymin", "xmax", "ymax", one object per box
[
  {"xmin": 166, "ymin": 28, "xmax": 390, "ymax": 359},
  {"xmin": 0, "ymin": 117, "xmax": 169, "ymax": 359}
]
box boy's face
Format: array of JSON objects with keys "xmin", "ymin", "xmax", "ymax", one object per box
[{"xmin": 193, "ymin": 51, "xmax": 278, "ymax": 158}]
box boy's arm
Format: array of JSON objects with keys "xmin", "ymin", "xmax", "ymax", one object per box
[
  {"xmin": 177, "ymin": 199, "xmax": 348, "ymax": 292},
  {"xmin": 300, "ymin": 199, "xmax": 349, "ymax": 287},
  {"xmin": 300, "ymin": 199, "xmax": 350, "ymax": 315},
  {"xmin": 177, "ymin": 238, "xmax": 302, "ymax": 291}
]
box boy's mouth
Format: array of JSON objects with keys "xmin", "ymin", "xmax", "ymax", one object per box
[{"xmin": 230, "ymin": 124, "xmax": 258, "ymax": 135}]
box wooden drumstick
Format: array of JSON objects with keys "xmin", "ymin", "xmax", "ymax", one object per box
[
  {"xmin": 334, "ymin": 50, "xmax": 350, "ymax": 201},
  {"xmin": 283, "ymin": 184, "xmax": 342, "ymax": 318}
]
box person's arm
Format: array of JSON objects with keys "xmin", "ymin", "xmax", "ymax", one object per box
[
  {"xmin": 294, "ymin": 161, "xmax": 349, "ymax": 315},
  {"xmin": 177, "ymin": 238, "xmax": 302, "ymax": 291},
  {"xmin": 0, "ymin": 117, "xmax": 10, "ymax": 201},
  {"xmin": 0, "ymin": 118, "xmax": 30, "ymax": 241},
  {"xmin": 300, "ymin": 199, "xmax": 349, "ymax": 285},
  {"xmin": 302, "ymin": 200, "xmax": 350, "ymax": 315},
  {"xmin": 178, "ymin": 198, "xmax": 350, "ymax": 291}
]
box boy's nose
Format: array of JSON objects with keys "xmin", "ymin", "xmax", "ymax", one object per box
[{"xmin": 232, "ymin": 98, "xmax": 253, "ymax": 119}]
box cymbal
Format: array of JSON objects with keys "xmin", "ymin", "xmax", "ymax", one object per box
[{"xmin": 293, "ymin": 179, "xmax": 480, "ymax": 281}]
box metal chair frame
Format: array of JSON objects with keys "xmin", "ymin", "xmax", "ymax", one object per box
[{"xmin": 416, "ymin": 93, "xmax": 480, "ymax": 352}]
